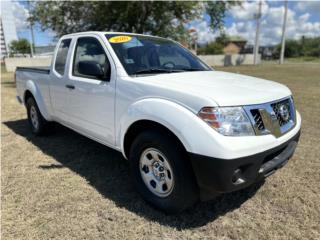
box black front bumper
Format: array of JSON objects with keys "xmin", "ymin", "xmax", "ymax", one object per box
[{"xmin": 189, "ymin": 131, "xmax": 300, "ymax": 199}]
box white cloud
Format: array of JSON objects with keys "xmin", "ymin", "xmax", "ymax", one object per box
[
  {"xmin": 189, "ymin": 19, "xmax": 219, "ymax": 44},
  {"xmin": 209, "ymin": 1, "xmax": 320, "ymax": 46},
  {"xmin": 229, "ymin": 0, "xmax": 269, "ymax": 21},
  {"xmin": 12, "ymin": 1, "xmax": 30, "ymax": 31},
  {"xmin": 295, "ymin": 1, "xmax": 320, "ymax": 13},
  {"xmin": 299, "ymin": 13, "xmax": 310, "ymax": 22}
]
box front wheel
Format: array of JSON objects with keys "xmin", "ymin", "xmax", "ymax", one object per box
[{"xmin": 129, "ymin": 130, "xmax": 199, "ymax": 213}]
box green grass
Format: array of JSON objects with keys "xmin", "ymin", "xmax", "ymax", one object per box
[
  {"xmin": 2, "ymin": 63, "xmax": 320, "ymax": 239},
  {"xmin": 286, "ymin": 56, "xmax": 320, "ymax": 63},
  {"xmin": 261, "ymin": 56, "xmax": 320, "ymax": 64}
]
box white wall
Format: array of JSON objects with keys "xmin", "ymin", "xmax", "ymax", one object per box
[
  {"xmin": 4, "ymin": 57, "xmax": 52, "ymax": 72},
  {"xmin": 198, "ymin": 54, "xmax": 261, "ymax": 67}
]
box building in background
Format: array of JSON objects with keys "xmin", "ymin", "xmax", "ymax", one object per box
[
  {"xmin": 0, "ymin": 1, "xmax": 18, "ymax": 58},
  {"xmin": 223, "ymin": 36, "xmax": 247, "ymax": 55}
]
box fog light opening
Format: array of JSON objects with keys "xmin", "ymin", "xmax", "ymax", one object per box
[{"xmin": 232, "ymin": 168, "xmax": 245, "ymax": 185}]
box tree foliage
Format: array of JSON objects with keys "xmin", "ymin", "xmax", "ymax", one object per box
[
  {"xmin": 275, "ymin": 36, "xmax": 320, "ymax": 58},
  {"xmin": 197, "ymin": 42, "xmax": 224, "ymax": 55},
  {"xmin": 30, "ymin": 1, "xmax": 239, "ymax": 41},
  {"xmin": 205, "ymin": 1, "xmax": 240, "ymax": 30},
  {"xmin": 9, "ymin": 39, "xmax": 31, "ymax": 56},
  {"xmin": 197, "ymin": 33, "xmax": 230, "ymax": 55}
]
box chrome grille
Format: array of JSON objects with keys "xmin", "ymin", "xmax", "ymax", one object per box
[
  {"xmin": 250, "ymin": 109, "xmax": 265, "ymax": 131},
  {"xmin": 244, "ymin": 97, "xmax": 296, "ymax": 138}
]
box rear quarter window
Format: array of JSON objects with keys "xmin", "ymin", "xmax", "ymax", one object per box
[{"xmin": 54, "ymin": 39, "xmax": 71, "ymax": 75}]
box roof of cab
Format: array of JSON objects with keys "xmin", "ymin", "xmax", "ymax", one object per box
[
  {"xmin": 60, "ymin": 31, "xmax": 175, "ymax": 44},
  {"xmin": 62, "ymin": 31, "xmax": 157, "ymax": 38}
]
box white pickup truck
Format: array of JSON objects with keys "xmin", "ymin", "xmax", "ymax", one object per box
[{"xmin": 16, "ymin": 32, "xmax": 301, "ymax": 213}]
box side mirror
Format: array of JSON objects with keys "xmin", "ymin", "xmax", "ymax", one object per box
[{"xmin": 78, "ymin": 61, "xmax": 104, "ymax": 79}]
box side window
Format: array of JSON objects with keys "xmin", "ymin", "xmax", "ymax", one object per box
[
  {"xmin": 54, "ymin": 39, "xmax": 71, "ymax": 75},
  {"xmin": 73, "ymin": 37, "xmax": 110, "ymax": 80}
]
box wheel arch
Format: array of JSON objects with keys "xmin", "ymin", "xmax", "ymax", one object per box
[
  {"xmin": 24, "ymin": 90, "xmax": 34, "ymax": 104},
  {"xmin": 123, "ymin": 119, "xmax": 188, "ymax": 160},
  {"xmin": 23, "ymin": 81, "xmax": 52, "ymax": 121}
]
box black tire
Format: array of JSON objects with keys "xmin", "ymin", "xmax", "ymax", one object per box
[
  {"xmin": 129, "ymin": 130, "xmax": 199, "ymax": 213},
  {"xmin": 26, "ymin": 97, "xmax": 49, "ymax": 135}
]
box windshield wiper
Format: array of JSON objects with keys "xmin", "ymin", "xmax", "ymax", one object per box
[
  {"xmin": 133, "ymin": 68, "xmax": 183, "ymax": 75},
  {"xmin": 179, "ymin": 67, "xmax": 206, "ymax": 71},
  {"xmin": 132, "ymin": 67, "xmax": 207, "ymax": 76}
]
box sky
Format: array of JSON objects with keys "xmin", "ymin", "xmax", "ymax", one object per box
[{"xmin": 9, "ymin": 0, "xmax": 320, "ymax": 47}]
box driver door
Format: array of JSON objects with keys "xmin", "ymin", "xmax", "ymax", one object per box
[{"xmin": 65, "ymin": 35, "xmax": 116, "ymax": 145}]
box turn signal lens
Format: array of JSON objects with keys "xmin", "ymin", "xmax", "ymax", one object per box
[{"xmin": 198, "ymin": 107, "xmax": 220, "ymax": 128}]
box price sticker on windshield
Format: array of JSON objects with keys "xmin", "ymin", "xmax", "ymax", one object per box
[{"xmin": 109, "ymin": 36, "xmax": 132, "ymax": 43}]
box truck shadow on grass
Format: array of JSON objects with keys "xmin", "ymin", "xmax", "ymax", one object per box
[{"xmin": 4, "ymin": 119, "xmax": 264, "ymax": 230}]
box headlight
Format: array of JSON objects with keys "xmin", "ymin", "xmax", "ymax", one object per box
[{"xmin": 198, "ymin": 107, "xmax": 255, "ymax": 136}]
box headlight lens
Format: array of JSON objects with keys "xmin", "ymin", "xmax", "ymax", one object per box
[{"xmin": 198, "ymin": 107, "xmax": 255, "ymax": 136}]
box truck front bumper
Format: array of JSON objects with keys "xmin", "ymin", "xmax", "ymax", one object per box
[{"xmin": 189, "ymin": 130, "xmax": 301, "ymax": 200}]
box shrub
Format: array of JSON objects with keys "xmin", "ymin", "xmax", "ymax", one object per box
[{"xmin": 197, "ymin": 42, "xmax": 224, "ymax": 55}]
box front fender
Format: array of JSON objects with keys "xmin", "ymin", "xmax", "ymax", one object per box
[
  {"xmin": 119, "ymin": 97, "xmax": 303, "ymax": 160},
  {"xmin": 25, "ymin": 80, "xmax": 52, "ymax": 121},
  {"xmin": 118, "ymin": 98, "xmax": 216, "ymax": 158}
]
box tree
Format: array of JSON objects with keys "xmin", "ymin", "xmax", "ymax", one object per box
[
  {"xmin": 215, "ymin": 32, "xmax": 230, "ymax": 45},
  {"xmin": 302, "ymin": 37, "xmax": 320, "ymax": 57},
  {"xmin": 30, "ymin": 1, "xmax": 240, "ymax": 41},
  {"xmin": 274, "ymin": 36, "xmax": 320, "ymax": 58},
  {"xmin": 9, "ymin": 39, "xmax": 31, "ymax": 56},
  {"xmin": 197, "ymin": 42, "xmax": 224, "ymax": 55},
  {"xmin": 205, "ymin": 1, "xmax": 240, "ymax": 30}
]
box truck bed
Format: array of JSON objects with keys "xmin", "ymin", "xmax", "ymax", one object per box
[{"xmin": 16, "ymin": 66, "xmax": 50, "ymax": 74}]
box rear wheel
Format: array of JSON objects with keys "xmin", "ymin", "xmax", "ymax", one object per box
[
  {"xmin": 129, "ymin": 130, "xmax": 199, "ymax": 213},
  {"xmin": 26, "ymin": 97, "xmax": 49, "ymax": 135}
]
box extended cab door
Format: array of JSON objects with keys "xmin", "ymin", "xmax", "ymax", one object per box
[
  {"xmin": 50, "ymin": 38, "xmax": 72, "ymax": 121},
  {"xmin": 65, "ymin": 35, "xmax": 116, "ymax": 145}
]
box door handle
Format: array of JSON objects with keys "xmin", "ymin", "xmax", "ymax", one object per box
[{"xmin": 65, "ymin": 84, "xmax": 75, "ymax": 90}]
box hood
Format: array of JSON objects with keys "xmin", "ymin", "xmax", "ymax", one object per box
[{"xmin": 134, "ymin": 71, "xmax": 292, "ymax": 106}]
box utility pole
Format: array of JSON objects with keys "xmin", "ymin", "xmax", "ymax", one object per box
[
  {"xmin": 194, "ymin": 33, "xmax": 198, "ymax": 54},
  {"xmin": 27, "ymin": 0, "xmax": 35, "ymax": 57},
  {"xmin": 253, "ymin": 0, "xmax": 262, "ymax": 65},
  {"xmin": 279, "ymin": 0, "xmax": 288, "ymax": 64},
  {"xmin": 188, "ymin": 28, "xmax": 197, "ymax": 54}
]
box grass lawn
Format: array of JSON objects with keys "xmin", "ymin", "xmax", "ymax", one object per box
[
  {"xmin": 261, "ymin": 56, "xmax": 320, "ymax": 65},
  {"xmin": 286, "ymin": 56, "xmax": 320, "ymax": 63},
  {"xmin": 1, "ymin": 63, "xmax": 320, "ymax": 239}
]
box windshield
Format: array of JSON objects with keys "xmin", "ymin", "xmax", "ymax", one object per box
[{"xmin": 105, "ymin": 34, "xmax": 211, "ymax": 76}]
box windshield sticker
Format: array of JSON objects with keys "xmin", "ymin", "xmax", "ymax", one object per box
[
  {"xmin": 109, "ymin": 36, "xmax": 132, "ymax": 43},
  {"xmin": 124, "ymin": 59, "xmax": 135, "ymax": 64}
]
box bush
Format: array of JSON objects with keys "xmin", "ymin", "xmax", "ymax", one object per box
[
  {"xmin": 275, "ymin": 36, "xmax": 320, "ymax": 58},
  {"xmin": 302, "ymin": 37, "xmax": 320, "ymax": 57},
  {"xmin": 197, "ymin": 42, "xmax": 224, "ymax": 55},
  {"xmin": 9, "ymin": 39, "xmax": 31, "ymax": 56}
]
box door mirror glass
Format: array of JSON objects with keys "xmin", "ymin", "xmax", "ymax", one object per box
[{"xmin": 78, "ymin": 61, "xmax": 104, "ymax": 78}]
